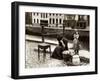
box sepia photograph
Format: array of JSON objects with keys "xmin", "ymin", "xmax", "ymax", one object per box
[
  {"xmin": 25, "ymin": 12, "xmax": 90, "ymax": 68},
  {"xmin": 11, "ymin": 2, "xmax": 97, "ymax": 79}
]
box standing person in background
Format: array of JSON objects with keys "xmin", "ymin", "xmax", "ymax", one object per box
[
  {"xmin": 73, "ymin": 30, "xmax": 80, "ymax": 55},
  {"xmin": 73, "ymin": 29, "xmax": 79, "ymax": 39}
]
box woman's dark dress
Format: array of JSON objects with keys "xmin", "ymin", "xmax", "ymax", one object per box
[{"xmin": 51, "ymin": 37, "xmax": 68, "ymax": 60}]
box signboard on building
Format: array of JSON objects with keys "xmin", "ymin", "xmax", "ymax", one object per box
[{"xmin": 40, "ymin": 20, "xmax": 48, "ymax": 26}]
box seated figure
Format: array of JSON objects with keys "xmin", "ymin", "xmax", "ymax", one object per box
[{"xmin": 51, "ymin": 34, "xmax": 69, "ymax": 60}]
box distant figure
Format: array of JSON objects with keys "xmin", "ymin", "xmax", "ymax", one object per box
[
  {"xmin": 73, "ymin": 29, "xmax": 79, "ymax": 39},
  {"xmin": 73, "ymin": 30, "xmax": 80, "ymax": 55},
  {"xmin": 51, "ymin": 34, "xmax": 68, "ymax": 60}
]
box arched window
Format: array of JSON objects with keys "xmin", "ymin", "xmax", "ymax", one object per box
[
  {"xmin": 37, "ymin": 19, "xmax": 39, "ymax": 23},
  {"xmin": 33, "ymin": 13, "xmax": 35, "ymax": 15},
  {"xmin": 41, "ymin": 13, "xmax": 42, "ymax": 18},
  {"xmin": 34, "ymin": 19, "xmax": 35, "ymax": 23},
  {"xmin": 53, "ymin": 18, "xmax": 55, "ymax": 24},
  {"xmin": 56, "ymin": 19, "xmax": 58, "ymax": 24},
  {"xmin": 49, "ymin": 18, "xmax": 51, "ymax": 24},
  {"xmin": 59, "ymin": 19, "xmax": 61, "ymax": 24},
  {"xmin": 43, "ymin": 13, "xmax": 45, "ymax": 18},
  {"xmin": 49, "ymin": 13, "xmax": 51, "ymax": 16}
]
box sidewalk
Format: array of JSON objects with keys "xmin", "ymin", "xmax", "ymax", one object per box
[
  {"xmin": 26, "ymin": 34, "xmax": 90, "ymax": 59},
  {"xmin": 26, "ymin": 34, "xmax": 73, "ymax": 48}
]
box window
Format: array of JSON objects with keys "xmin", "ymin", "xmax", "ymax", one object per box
[
  {"xmin": 49, "ymin": 18, "xmax": 51, "ymax": 24},
  {"xmin": 37, "ymin": 19, "xmax": 39, "ymax": 23},
  {"xmin": 59, "ymin": 19, "xmax": 61, "ymax": 24},
  {"xmin": 46, "ymin": 13, "xmax": 48, "ymax": 18},
  {"xmin": 59, "ymin": 14, "xmax": 61, "ymax": 16},
  {"xmin": 41, "ymin": 13, "xmax": 42, "ymax": 18},
  {"xmin": 41, "ymin": 13, "xmax": 45, "ymax": 18},
  {"xmin": 79, "ymin": 15, "xmax": 84, "ymax": 21},
  {"xmin": 34, "ymin": 19, "xmax": 35, "ymax": 23},
  {"xmin": 33, "ymin": 13, "xmax": 35, "ymax": 15},
  {"xmin": 56, "ymin": 19, "xmax": 58, "ymax": 23},
  {"xmin": 53, "ymin": 18, "xmax": 55, "ymax": 24}
]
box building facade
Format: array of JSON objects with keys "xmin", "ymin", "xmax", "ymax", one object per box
[
  {"xmin": 25, "ymin": 12, "xmax": 89, "ymax": 29},
  {"xmin": 31, "ymin": 12, "xmax": 64, "ymax": 28}
]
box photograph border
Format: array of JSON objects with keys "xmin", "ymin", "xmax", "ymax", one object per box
[{"xmin": 11, "ymin": 1, "xmax": 98, "ymax": 79}]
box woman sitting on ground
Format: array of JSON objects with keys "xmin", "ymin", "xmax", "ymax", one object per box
[{"xmin": 51, "ymin": 34, "xmax": 69, "ymax": 60}]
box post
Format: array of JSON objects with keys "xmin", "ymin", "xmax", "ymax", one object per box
[
  {"xmin": 41, "ymin": 26, "xmax": 44, "ymax": 42},
  {"xmin": 63, "ymin": 20, "xmax": 66, "ymax": 36},
  {"xmin": 63, "ymin": 25, "xmax": 65, "ymax": 36},
  {"xmin": 40, "ymin": 20, "xmax": 48, "ymax": 42}
]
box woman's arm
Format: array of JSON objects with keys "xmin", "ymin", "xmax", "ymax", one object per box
[{"xmin": 60, "ymin": 40, "xmax": 65, "ymax": 48}]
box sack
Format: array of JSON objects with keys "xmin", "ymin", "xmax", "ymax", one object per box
[{"xmin": 72, "ymin": 55, "xmax": 80, "ymax": 65}]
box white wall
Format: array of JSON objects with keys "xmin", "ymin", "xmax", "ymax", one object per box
[{"xmin": 0, "ymin": 0, "xmax": 99, "ymax": 81}]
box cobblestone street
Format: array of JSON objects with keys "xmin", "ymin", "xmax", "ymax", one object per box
[{"xmin": 25, "ymin": 35, "xmax": 90, "ymax": 68}]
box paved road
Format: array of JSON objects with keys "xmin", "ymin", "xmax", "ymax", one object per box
[{"xmin": 25, "ymin": 35, "xmax": 90, "ymax": 68}]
